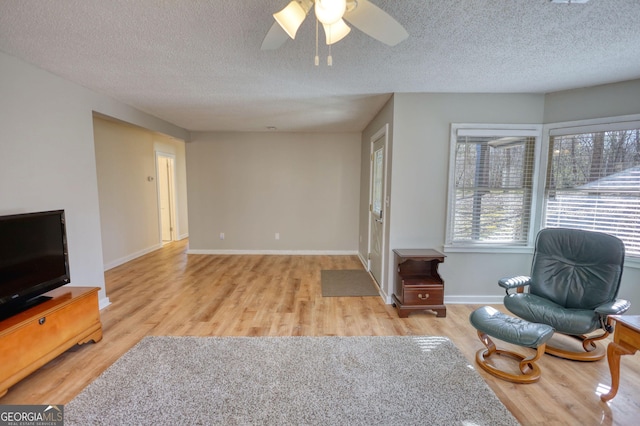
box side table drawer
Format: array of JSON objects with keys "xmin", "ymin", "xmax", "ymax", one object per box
[{"xmin": 403, "ymin": 286, "xmax": 443, "ymax": 305}]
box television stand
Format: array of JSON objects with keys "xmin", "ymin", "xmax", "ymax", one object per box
[
  {"xmin": 0, "ymin": 295, "xmax": 53, "ymax": 322},
  {"xmin": 0, "ymin": 287, "xmax": 102, "ymax": 398}
]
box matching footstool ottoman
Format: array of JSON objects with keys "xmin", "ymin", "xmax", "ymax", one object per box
[{"xmin": 470, "ymin": 306, "xmax": 554, "ymax": 383}]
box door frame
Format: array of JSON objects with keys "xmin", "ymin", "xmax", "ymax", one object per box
[
  {"xmin": 155, "ymin": 151, "xmax": 178, "ymax": 244},
  {"xmin": 367, "ymin": 124, "xmax": 390, "ymax": 298}
]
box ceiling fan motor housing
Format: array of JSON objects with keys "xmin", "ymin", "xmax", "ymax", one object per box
[{"xmin": 315, "ymin": 0, "xmax": 347, "ymax": 25}]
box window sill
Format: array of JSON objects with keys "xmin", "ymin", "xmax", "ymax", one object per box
[
  {"xmin": 624, "ymin": 257, "xmax": 640, "ymax": 270},
  {"xmin": 442, "ymin": 246, "xmax": 640, "ymax": 268},
  {"xmin": 443, "ymin": 245, "xmax": 534, "ymax": 254}
]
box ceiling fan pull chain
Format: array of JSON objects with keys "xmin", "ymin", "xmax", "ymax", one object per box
[
  {"xmin": 315, "ymin": 18, "xmax": 320, "ymax": 66},
  {"xmin": 327, "ymin": 25, "xmax": 333, "ymax": 66}
]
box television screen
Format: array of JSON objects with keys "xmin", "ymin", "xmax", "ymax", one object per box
[{"xmin": 0, "ymin": 210, "xmax": 70, "ymax": 316}]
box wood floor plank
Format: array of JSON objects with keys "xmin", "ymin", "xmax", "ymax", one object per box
[{"xmin": 1, "ymin": 239, "xmax": 638, "ymax": 425}]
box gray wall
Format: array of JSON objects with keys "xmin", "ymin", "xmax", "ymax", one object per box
[
  {"xmin": 544, "ymin": 79, "xmax": 640, "ymax": 124},
  {"xmin": 0, "ymin": 51, "xmax": 187, "ymax": 308},
  {"xmin": 385, "ymin": 93, "xmax": 546, "ymax": 303},
  {"xmin": 3, "ymin": 46, "xmax": 639, "ymax": 312},
  {"xmin": 543, "ymin": 79, "xmax": 640, "ymax": 313},
  {"xmin": 361, "ymin": 83, "xmax": 640, "ymax": 312},
  {"xmin": 186, "ymin": 131, "xmax": 361, "ymax": 253},
  {"xmin": 359, "ymin": 96, "xmax": 394, "ymax": 298},
  {"xmin": 93, "ymin": 116, "xmax": 189, "ymax": 269}
]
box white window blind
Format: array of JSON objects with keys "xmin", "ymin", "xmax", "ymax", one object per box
[
  {"xmin": 447, "ymin": 128, "xmax": 538, "ymax": 246},
  {"xmin": 544, "ymin": 129, "xmax": 640, "ymax": 256}
]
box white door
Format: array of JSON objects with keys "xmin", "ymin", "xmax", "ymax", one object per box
[
  {"xmin": 157, "ymin": 155, "xmax": 175, "ymax": 242},
  {"xmin": 368, "ymin": 128, "xmax": 387, "ymax": 286}
]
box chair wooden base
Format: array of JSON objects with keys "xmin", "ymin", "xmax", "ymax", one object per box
[
  {"xmin": 546, "ymin": 333, "xmax": 608, "ymax": 362},
  {"xmin": 475, "ymin": 331, "xmax": 545, "ymax": 384}
]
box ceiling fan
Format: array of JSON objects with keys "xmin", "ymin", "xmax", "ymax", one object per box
[{"xmin": 261, "ymin": 0, "xmax": 409, "ymax": 51}]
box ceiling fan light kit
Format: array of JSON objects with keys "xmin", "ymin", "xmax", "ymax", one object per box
[
  {"xmin": 323, "ymin": 19, "xmax": 351, "ymax": 45},
  {"xmin": 273, "ymin": 0, "xmax": 312, "ymax": 39},
  {"xmin": 264, "ymin": 0, "xmax": 409, "ymax": 66}
]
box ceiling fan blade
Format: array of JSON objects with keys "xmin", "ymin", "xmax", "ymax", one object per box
[
  {"xmin": 261, "ymin": 21, "xmax": 289, "ymax": 50},
  {"xmin": 344, "ymin": 0, "xmax": 408, "ymax": 46}
]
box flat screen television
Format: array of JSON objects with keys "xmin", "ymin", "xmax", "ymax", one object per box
[{"xmin": 0, "ymin": 210, "xmax": 71, "ymax": 320}]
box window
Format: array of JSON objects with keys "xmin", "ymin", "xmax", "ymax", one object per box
[
  {"xmin": 544, "ymin": 126, "xmax": 640, "ymax": 256},
  {"xmin": 372, "ymin": 147, "xmax": 384, "ymax": 216},
  {"xmin": 446, "ymin": 125, "xmax": 541, "ymax": 248}
]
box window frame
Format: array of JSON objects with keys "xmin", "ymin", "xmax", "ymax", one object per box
[
  {"xmin": 538, "ymin": 114, "xmax": 640, "ymax": 266},
  {"xmin": 445, "ymin": 123, "xmax": 543, "ymax": 253}
]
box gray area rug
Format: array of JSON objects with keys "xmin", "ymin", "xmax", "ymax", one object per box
[
  {"xmin": 65, "ymin": 336, "xmax": 519, "ymax": 425},
  {"xmin": 321, "ymin": 269, "xmax": 379, "ymax": 297}
]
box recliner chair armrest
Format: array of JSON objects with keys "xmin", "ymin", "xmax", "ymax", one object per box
[
  {"xmin": 595, "ymin": 299, "xmax": 631, "ymax": 316},
  {"xmin": 498, "ymin": 275, "xmax": 532, "ymax": 290}
]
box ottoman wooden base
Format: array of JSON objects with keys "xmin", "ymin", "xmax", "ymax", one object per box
[
  {"xmin": 470, "ymin": 306, "xmax": 554, "ymax": 384},
  {"xmin": 475, "ymin": 331, "xmax": 545, "ymax": 383}
]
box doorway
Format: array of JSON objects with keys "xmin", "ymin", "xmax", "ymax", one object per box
[
  {"xmin": 155, "ymin": 152, "xmax": 177, "ymax": 243},
  {"xmin": 368, "ymin": 124, "xmax": 389, "ymax": 292}
]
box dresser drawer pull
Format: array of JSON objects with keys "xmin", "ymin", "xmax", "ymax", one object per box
[
  {"xmin": 418, "ymin": 293, "xmax": 430, "ymax": 300},
  {"xmin": 38, "ymin": 317, "xmax": 46, "ymax": 325}
]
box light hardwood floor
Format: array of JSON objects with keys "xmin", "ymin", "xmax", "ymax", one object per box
[{"xmin": 2, "ymin": 239, "xmax": 639, "ymax": 425}]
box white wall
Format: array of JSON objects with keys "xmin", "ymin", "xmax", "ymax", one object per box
[
  {"xmin": 388, "ymin": 93, "xmax": 546, "ymax": 303},
  {"xmin": 0, "ymin": 51, "xmax": 188, "ymax": 308},
  {"xmin": 187, "ymin": 131, "xmax": 361, "ymax": 252},
  {"xmin": 93, "ymin": 117, "xmax": 189, "ymax": 270}
]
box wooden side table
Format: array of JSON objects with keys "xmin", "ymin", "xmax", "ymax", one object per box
[
  {"xmin": 391, "ymin": 249, "xmax": 446, "ymax": 318},
  {"xmin": 600, "ymin": 315, "xmax": 640, "ymax": 402}
]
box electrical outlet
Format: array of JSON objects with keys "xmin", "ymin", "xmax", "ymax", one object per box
[
  {"xmin": 275, "ymin": 232, "xmax": 280, "ymax": 240},
  {"xmin": 219, "ymin": 232, "xmax": 225, "ymax": 240}
]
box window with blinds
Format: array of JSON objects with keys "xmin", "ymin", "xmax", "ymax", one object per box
[
  {"xmin": 544, "ymin": 128, "xmax": 640, "ymax": 256},
  {"xmin": 447, "ymin": 127, "xmax": 539, "ymax": 246}
]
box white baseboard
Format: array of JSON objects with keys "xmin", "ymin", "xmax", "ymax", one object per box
[
  {"xmin": 357, "ymin": 252, "xmax": 368, "ymax": 269},
  {"xmin": 382, "ymin": 295, "xmax": 504, "ymax": 306},
  {"xmin": 104, "ymin": 243, "xmax": 163, "ymax": 271},
  {"xmin": 64, "ymin": 285, "xmax": 111, "ymax": 310},
  {"xmin": 99, "ymin": 297, "xmax": 111, "ymax": 310},
  {"xmin": 186, "ymin": 249, "xmax": 359, "ymax": 255},
  {"xmin": 177, "ymin": 233, "xmax": 189, "ymax": 240},
  {"xmin": 443, "ymin": 295, "xmax": 505, "ymax": 305}
]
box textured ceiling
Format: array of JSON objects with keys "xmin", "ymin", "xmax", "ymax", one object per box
[{"xmin": 1, "ymin": 0, "xmax": 639, "ymax": 133}]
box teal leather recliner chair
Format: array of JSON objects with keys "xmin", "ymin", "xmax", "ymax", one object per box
[{"xmin": 499, "ymin": 228, "xmax": 631, "ymax": 361}]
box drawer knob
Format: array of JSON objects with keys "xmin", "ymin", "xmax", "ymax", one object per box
[
  {"xmin": 39, "ymin": 317, "xmax": 46, "ymax": 325},
  {"xmin": 418, "ymin": 293, "xmax": 430, "ymax": 300}
]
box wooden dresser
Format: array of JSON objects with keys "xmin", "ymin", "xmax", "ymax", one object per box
[
  {"xmin": 392, "ymin": 249, "xmax": 446, "ymax": 318},
  {"xmin": 0, "ymin": 286, "xmax": 102, "ymax": 398}
]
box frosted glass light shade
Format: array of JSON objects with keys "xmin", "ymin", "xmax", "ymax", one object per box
[
  {"xmin": 323, "ymin": 19, "xmax": 351, "ymax": 45},
  {"xmin": 315, "ymin": 0, "xmax": 346, "ymax": 25},
  {"xmin": 274, "ymin": 1, "xmax": 307, "ymax": 39}
]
